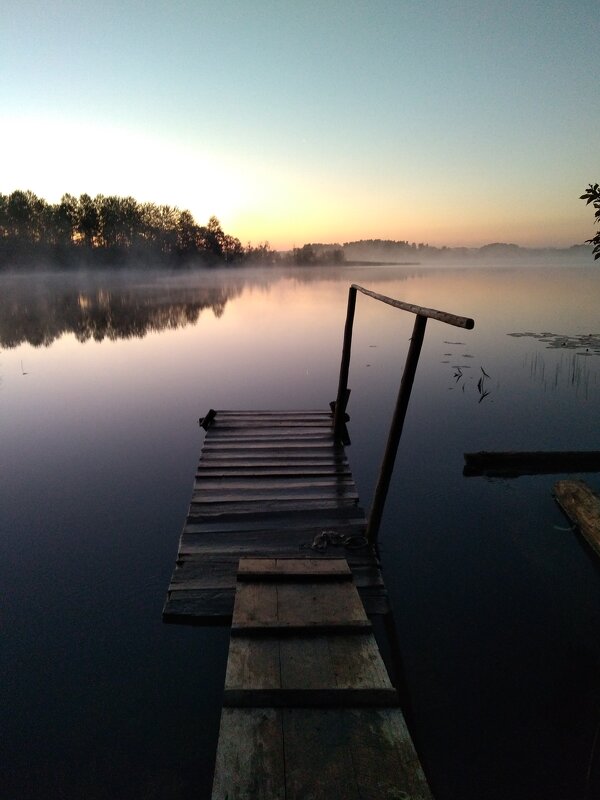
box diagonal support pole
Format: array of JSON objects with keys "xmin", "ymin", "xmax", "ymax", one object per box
[{"xmin": 367, "ymin": 314, "xmax": 428, "ymax": 543}]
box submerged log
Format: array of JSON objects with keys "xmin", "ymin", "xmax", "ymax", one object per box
[
  {"xmin": 553, "ymin": 479, "xmax": 600, "ymax": 559},
  {"xmin": 464, "ymin": 450, "xmax": 600, "ymax": 478}
]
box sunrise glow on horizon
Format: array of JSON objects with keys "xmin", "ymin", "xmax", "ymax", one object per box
[{"xmin": 1, "ymin": 1, "xmax": 598, "ymax": 250}]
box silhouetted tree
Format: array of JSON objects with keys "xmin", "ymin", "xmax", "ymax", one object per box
[
  {"xmin": 77, "ymin": 194, "xmax": 100, "ymax": 247},
  {"xmin": 0, "ymin": 190, "xmax": 267, "ymax": 269},
  {"xmin": 199, "ymin": 215, "xmax": 225, "ymax": 259},
  {"xmin": 580, "ymin": 183, "xmax": 600, "ymax": 260},
  {"xmin": 53, "ymin": 194, "xmax": 79, "ymax": 247},
  {"xmin": 176, "ymin": 209, "xmax": 199, "ymax": 256}
]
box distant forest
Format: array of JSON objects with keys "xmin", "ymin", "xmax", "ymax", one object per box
[
  {"xmin": 0, "ymin": 189, "xmax": 593, "ymax": 270},
  {"xmin": 0, "ymin": 190, "xmax": 276, "ymax": 268}
]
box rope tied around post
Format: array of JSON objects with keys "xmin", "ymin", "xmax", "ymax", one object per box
[{"xmin": 302, "ymin": 530, "xmax": 369, "ymax": 552}]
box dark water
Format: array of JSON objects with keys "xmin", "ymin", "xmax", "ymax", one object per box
[{"xmin": 1, "ymin": 264, "xmax": 599, "ymax": 799}]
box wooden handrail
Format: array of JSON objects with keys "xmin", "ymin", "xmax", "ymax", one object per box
[
  {"xmin": 332, "ymin": 284, "xmax": 475, "ymax": 543},
  {"xmin": 352, "ymin": 284, "xmax": 474, "ymax": 330}
]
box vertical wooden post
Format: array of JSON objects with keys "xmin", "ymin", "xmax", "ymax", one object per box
[
  {"xmin": 333, "ymin": 286, "xmax": 357, "ymax": 439},
  {"xmin": 367, "ymin": 313, "xmax": 428, "ymax": 543}
]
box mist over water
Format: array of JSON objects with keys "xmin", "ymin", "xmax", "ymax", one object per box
[{"xmin": 1, "ymin": 260, "xmax": 600, "ymax": 799}]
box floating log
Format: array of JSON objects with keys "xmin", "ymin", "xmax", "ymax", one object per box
[
  {"xmin": 464, "ymin": 450, "xmax": 600, "ymax": 477},
  {"xmin": 553, "ymin": 479, "xmax": 600, "ymax": 558}
]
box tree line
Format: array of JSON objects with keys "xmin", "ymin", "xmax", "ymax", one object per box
[
  {"xmin": 0, "ymin": 190, "xmax": 276, "ymax": 268},
  {"xmin": 2, "ymin": 186, "xmax": 597, "ymax": 270}
]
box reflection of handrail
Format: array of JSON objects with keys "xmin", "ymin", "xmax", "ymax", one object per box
[{"xmin": 333, "ymin": 284, "xmax": 475, "ymax": 543}]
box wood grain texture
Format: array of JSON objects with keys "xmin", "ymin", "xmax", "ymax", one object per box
[
  {"xmin": 282, "ymin": 709, "xmax": 361, "ymax": 799},
  {"xmin": 163, "ymin": 585, "xmax": 389, "ymax": 621},
  {"xmin": 225, "ymin": 631, "xmax": 393, "ymax": 693},
  {"xmin": 211, "ymin": 708, "xmax": 285, "ymax": 800},
  {"xmin": 223, "ymin": 687, "xmax": 400, "ymax": 708},
  {"xmin": 554, "ymin": 478, "xmax": 600, "ymax": 558},
  {"xmin": 237, "ymin": 557, "xmax": 352, "ymax": 581},
  {"xmin": 231, "ymin": 580, "xmax": 370, "ymax": 633}
]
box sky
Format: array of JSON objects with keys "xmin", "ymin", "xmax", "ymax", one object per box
[{"xmin": 1, "ymin": 0, "xmax": 598, "ymax": 250}]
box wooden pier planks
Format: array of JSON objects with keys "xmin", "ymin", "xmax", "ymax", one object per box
[
  {"xmin": 211, "ymin": 558, "xmax": 433, "ymax": 800},
  {"xmin": 163, "ymin": 410, "xmax": 389, "ymax": 622}
]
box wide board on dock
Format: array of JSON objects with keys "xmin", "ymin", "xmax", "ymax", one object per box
[
  {"xmin": 163, "ymin": 410, "xmax": 389, "ymax": 622},
  {"xmin": 211, "ymin": 557, "xmax": 433, "ymax": 800}
]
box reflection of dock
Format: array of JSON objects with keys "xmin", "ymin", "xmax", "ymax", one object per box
[
  {"xmin": 163, "ymin": 285, "xmax": 474, "ymax": 798},
  {"xmin": 164, "ymin": 409, "xmax": 433, "ymax": 798}
]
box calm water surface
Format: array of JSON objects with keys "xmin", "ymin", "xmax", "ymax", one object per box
[{"xmin": 1, "ymin": 264, "xmax": 599, "ymax": 799}]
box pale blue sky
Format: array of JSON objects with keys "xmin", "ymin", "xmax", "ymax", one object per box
[{"xmin": 1, "ymin": 1, "xmax": 598, "ymax": 247}]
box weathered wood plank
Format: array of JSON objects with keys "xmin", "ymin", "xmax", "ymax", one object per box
[
  {"xmin": 191, "ymin": 487, "xmax": 360, "ymax": 503},
  {"xmin": 279, "ymin": 635, "xmax": 334, "ymax": 688},
  {"xmin": 350, "ymin": 708, "xmax": 435, "ymax": 800},
  {"xmin": 163, "ymin": 586, "xmax": 389, "ymax": 621},
  {"xmin": 211, "ymin": 706, "xmax": 432, "ymax": 799},
  {"xmin": 182, "ymin": 513, "xmax": 367, "ymax": 534},
  {"xmin": 208, "ymin": 428, "xmax": 334, "ymax": 438},
  {"xmin": 215, "ymin": 409, "xmax": 331, "ymax": 417},
  {"xmin": 202, "ymin": 439, "xmax": 342, "ymax": 449},
  {"xmin": 189, "ymin": 498, "xmax": 359, "ymax": 518},
  {"xmin": 353, "ymin": 282, "xmax": 474, "ymax": 329},
  {"xmin": 232, "ymin": 582, "xmax": 278, "ymax": 628},
  {"xmin": 326, "ymin": 633, "xmax": 393, "ymax": 689},
  {"xmin": 204, "ymin": 441, "xmax": 336, "ymax": 451},
  {"xmin": 554, "ymin": 479, "xmax": 600, "ymax": 558},
  {"xmin": 208, "ymin": 425, "xmax": 333, "ymax": 433},
  {"xmin": 232, "ymin": 580, "xmax": 370, "ymax": 634},
  {"xmin": 194, "ymin": 477, "xmax": 356, "ymax": 491},
  {"xmin": 275, "ymin": 581, "xmax": 369, "ymax": 626},
  {"xmin": 211, "ymin": 708, "xmax": 285, "ymax": 800},
  {"xmin": 282, "ymin": 709, "xmax": 361, "ymax": 799},
  {"xmin": 162, "ymin": 587, "xmax": 235, "ymax": 621},
  {"xmin": 174, "ymin": 552, "xmax": 377, "ymax": 570},
  {"xmin": 237, "ymin": 557, "xmax": 352, "ymax": 580},
  {"xmin": 168, "ymin": 556, "xmax": 382, "ymax": 592},
  {"xmin": 196, "ymin": 467, "xmax": 353, "ymax": 479},
  {"xmin": 224, "ymin": 636, "xmax": 280, "ymax": 690},
  {"xmin": 223, "ymin": 687, "xmax": 400, "ymax": 708},
  {"xmin": 196, "ymin": 457, "xmax": 349, "ymax": 468},
  {"xmin": 180, "ymin": 525, "xmax": 366, "ymax": 548},
  {"xmin": 199, "ymin": 447, "xmax": 346, "ymax": 457},
  {"xmin": 187, "ymin": 501, "xmax": 361, "ymax": 524},
  {"xmin": 279, "ymin": 633, "xmax": 392, "ymax": 690},
  {"xmin": 225, "ymin": 634, "xmax": 393, "ymax": 693}
]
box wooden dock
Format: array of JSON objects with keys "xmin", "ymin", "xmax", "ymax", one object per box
[
  {"xmin": 212, "ymin": 556, "xmax": 433, "ymax": 799},
  {"xmin": 163, "ymin": 408, "xmax": 433, "ymax": 798},
  {"xmin": 163, "ymin": 409, "xmax": 389, "ymax": 622}
]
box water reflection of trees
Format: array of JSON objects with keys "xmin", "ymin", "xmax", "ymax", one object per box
[
  {"xmin": 0, "ymin": 264, "xmax": 423, "ymax": 348},
  {"xmin": 0, "ymin": 275, "xmax": 243, "ymax": 347}
]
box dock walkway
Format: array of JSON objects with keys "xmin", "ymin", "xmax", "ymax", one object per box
[
  {"xmin": 163, "ymin": 409, "xmax": 389, "ymax": 622},
  {"xmin": 163, "ymin": 408, "xmax": 433, "ymax": 798},
  {"xmin": 212, "ymin": 556, "xmax": 433, "ymax": 799}
]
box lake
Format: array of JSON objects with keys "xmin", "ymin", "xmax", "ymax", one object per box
[{"xmin": 1, "ymin": 262, "xmax": 599, "ymax": 800}]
